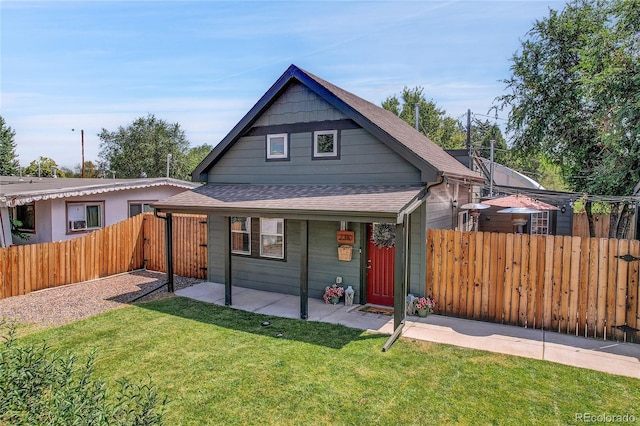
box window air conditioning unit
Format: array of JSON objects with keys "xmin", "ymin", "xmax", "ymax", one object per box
[{"xmin": 70, "ymin": 220, "xmax": 87, "ymax": 230}]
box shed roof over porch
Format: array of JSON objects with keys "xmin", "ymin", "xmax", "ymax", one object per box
[{"xmin": 153, "ymin": 183, "xmax": 426, "ymax": 223}]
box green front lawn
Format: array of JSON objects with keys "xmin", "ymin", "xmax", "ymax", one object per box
[{"xmin": 16, "ymin": 297, "xmax": 640, "ymax": 425}]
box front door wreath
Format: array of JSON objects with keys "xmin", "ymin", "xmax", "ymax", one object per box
[{"xmin": 371, "ymin": 223, "xmax": 396, "ymax": 248}]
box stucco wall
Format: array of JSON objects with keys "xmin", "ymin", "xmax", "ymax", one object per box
[{"xmin": 11, "ymin": 186, "xmax": 189, "ymax": 245}]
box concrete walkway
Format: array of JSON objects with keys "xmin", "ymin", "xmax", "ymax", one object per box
[{"xmin": 176, "ymin": 282, "xmax": 640, "ymax": 379}]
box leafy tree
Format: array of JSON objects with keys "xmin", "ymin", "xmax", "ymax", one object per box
[
  {"xmin": 58, "ymin": 166, "xmax": 76, "ymax": 178},
  {"xmin": 470, "ymin": 119, "xmax": 509, "ymax": 165},
  {"xmin": 382, "ymin": 87, "xmax": 466, "ymax": 149},
  {"xmin": 98, "ymin": 114, "xmax": 191, "ymax": 179},
  {"xmin": 23, "ymin": 156, "xmax": 64, "ymax": 178},
  {"xmin": 185, "ymin": 143, "xmax": 213, "ymax": 177},
  {"xmin": 0, "ymin": 115, "xmax": 19, "ymax": 175},
  {"xmin": 496, "ymin": 0, "xmax": 639, "ymax": 237},
  {"xmin": 75, "ymin": 160, "xmax": 102, "ymax": 178},
  {"xmin": 9, "ymin": 219, "xmax": 30, "ymax": 241}
]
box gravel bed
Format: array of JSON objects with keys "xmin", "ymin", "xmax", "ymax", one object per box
[{"xmin": 0, "ymin": 270, "xmax": 202, "ymax": 329}]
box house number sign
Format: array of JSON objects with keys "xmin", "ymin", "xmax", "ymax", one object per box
[{"xmin": 337, "ymin": 231, "xmax": 355, "ymax": 245}]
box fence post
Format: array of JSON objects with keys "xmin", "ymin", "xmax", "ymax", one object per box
[{"xmin": 165, "ymin": 213, "xmax": 174, "ymax": 293}]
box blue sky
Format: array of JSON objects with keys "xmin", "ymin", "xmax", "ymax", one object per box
[{"xmin": 2, "ymin": 0, "xmax": 566, "ymax": 170}]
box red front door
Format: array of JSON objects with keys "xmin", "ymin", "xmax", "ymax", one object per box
[{"xmin": 366, "ymin": 224, "xmax": 395, "ymax": 306}]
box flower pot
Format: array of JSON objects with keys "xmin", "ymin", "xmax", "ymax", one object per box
[
  {"xmin": 330, "ymin": 296, "xmax": 340, "ymax": 305},
  {"xmin": 417, "ymin": 309, "xmax": 428, "ymax": 318}
]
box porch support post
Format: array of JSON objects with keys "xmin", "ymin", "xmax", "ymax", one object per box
[
  {"xmin": 300, "ymin": 220, "xmax": 309, "ymax": 319},
  {"xmin": 393, "ymin": 214, "xmax": 408, "ymax": 331},
  {"xmin": 165, "ymin": 213, "xmax": 174, "ymax": 293},
  {"xmin": 359, "ymin": 223, "xmax": 368, "ymax": 305},
  {"xmin": 224, "ymin": 216, "xmax": 232, "ymax": 305}
]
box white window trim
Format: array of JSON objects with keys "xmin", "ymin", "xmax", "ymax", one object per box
[
  {"xmin": 313, "ymin": 130, "xmax": 338, "ymax": 157},
  {"xmin": 530, "ymin": 211, "xmax": 550, "ymax": 235},
  {"xmin": 231, "ymin": 217, "xmax": 251, "ymax": 255},
  {"xmin": 67, "ymin": 202, "xmax": 104, "ymax": 232},
  {"xmin": 260, "ymin": 218, "xmax": 285, "ymax": 259},
  {"xmin": 266, "ymin": 133, "xmax": 288, "ymax": 160}
]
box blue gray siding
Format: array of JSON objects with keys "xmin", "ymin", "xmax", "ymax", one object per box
[
  {"xmin": 425, "ymin": 182, "xmax": 456, "ymax": 230},
  {"xmin": 208, "ymin": 216, "xmax": 301, "ymax": 295},
  {"xmin": 208, "ymin": 128, "xmax": 421, "ymax": 185},
  {"xmin": 207, "ymin": 82, "xmax": 422, "ymax": 185},
  {"xmin": 208, "ymin": 217, "xmax": 363, "ymax": 302},
  {"xmin": 308, "ymin": 221, "xmax": 362, "ymax": 302},
  {"xmin": 408, "ymin": 203, "xmax": 427, "ymax": 296},
  {"xmin": 254, "ymin": 82, "xmax": 348, "ymax": 126},
  {"xmin": 554, "ymin": 210, "xmax": 573, "ymax": 236}
]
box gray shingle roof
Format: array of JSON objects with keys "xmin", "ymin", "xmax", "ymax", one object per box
[
  {"xmin": 153, "ymin": 184, "xmax": 424, "ymax": 221},
  {"xmin": 299, "ymin": 67, "xmax": 482, "ymax": 181}
]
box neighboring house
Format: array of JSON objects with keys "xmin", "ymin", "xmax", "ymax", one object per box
[
  {"xmin": 153, "ymin": 64, "xmax": 483, "ymax": 329},
  {"xmin": 447, "ymin": 149, "xmax": 573, "ymax": 236},
  {"xmin": 477, "ymin": 186, "xmax": 575, "ymax": 236},
  {"xmin": 446, "ymin": 149, "xmax": 545, "ymax": 190},
  {"xmin": 0, "ymin": 176, "xmax": 199, "ymax": 247}
]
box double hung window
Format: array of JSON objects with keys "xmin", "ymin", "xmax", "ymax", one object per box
[
  {"xmin": 231, "ymin": 217, "xmax": 251, "ymax": 254},
  {"xmin": 229, "ymin": 217, "xmax": 285, "ymax": 259},
  {"xmin": 260, "ymin": 218, "xmax": 284, "ymax": 259}
]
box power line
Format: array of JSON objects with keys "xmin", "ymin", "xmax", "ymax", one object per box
[
  {"xmin": 473, "ymin": 113, "xmax": 508, "ymax": 122},
  {"xmin": 485, "ymin": 184, "xmax": 640, "ymax": 205}
]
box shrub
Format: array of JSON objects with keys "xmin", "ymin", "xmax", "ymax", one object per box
[{"xmin": 0, "ymin": 320, "xmax": 166, "ymax": 425}]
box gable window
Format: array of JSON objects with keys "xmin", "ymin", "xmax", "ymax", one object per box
[
  {"xmin": 129, "ymin": 202, "xmax": 154, "ymax": 217},
  {"xmin": 313, "ymin": 130, "xmax": 339, "ymax": 158},
  {"xmin": 266, "ymin": 133, "xmax": 289, "ymax": 160},
  {"xmin": 10, "ymin": 203, "xmax": 36, "ymax": 233},
  {"xmin": 260, "ymin": 218, "xmax": 285, "ymax": 258},
  {"xmin": 67, "ymin": 202, "xmax": 104, "ymax": 232},
  {"xmin": 231, "ymin": 217, "xmax": 251, "ymax": 255}
]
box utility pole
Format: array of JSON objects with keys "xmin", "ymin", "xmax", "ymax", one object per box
[
  {"xmin": 466, "ymin": 109, "xmax": 472, "ymax": 170},
  {"xmin": 489, "ymin": 139, "xmax": 495, "ymax": 198},
  {"xmin": 81, "ymin": 130, "xmax": 85, "ymax": 178},
  {"xmin": 414, "ymin": 103, "xmax": 419, "ymax": 131},
  {"xmin": 72, "ymin": 129, "xmax": 85, "ymax": 178}
]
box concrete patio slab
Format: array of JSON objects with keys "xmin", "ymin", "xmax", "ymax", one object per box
[{"xmin": 176, "ymin": 282, "xmax": 640, "ymax": 379}]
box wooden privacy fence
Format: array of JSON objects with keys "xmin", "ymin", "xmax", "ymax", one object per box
[
  {"xmin": 572, "ymin": 213, "xmax": 611, "ymax": 238},
  {"xmin": 0, "ymin": 214, "xmax": 145, "ymax": 299},
  {"xmin": 0, "ymin": 213, "xmax": 207, "ymax": 300},
  {"xmin": 427, "ymin": 229, "xmax": 640, "ymax": 342},
  {"xmin": 143, "ymin": 213, "xmax": 208, "ymax": 278}
]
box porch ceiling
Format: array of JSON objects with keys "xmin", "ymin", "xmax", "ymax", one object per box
[{"xmin": 153, "ymin": 184, "xmax": 425, "ymax": 223}]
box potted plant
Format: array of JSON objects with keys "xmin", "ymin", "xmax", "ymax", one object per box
[
  {"xmin": 415, "ymin": 296, "xmax": 436, "ymax": 317},
  {"xmin": 323, "ymin": 284, "xmax": 345, "ymax": 304}
]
